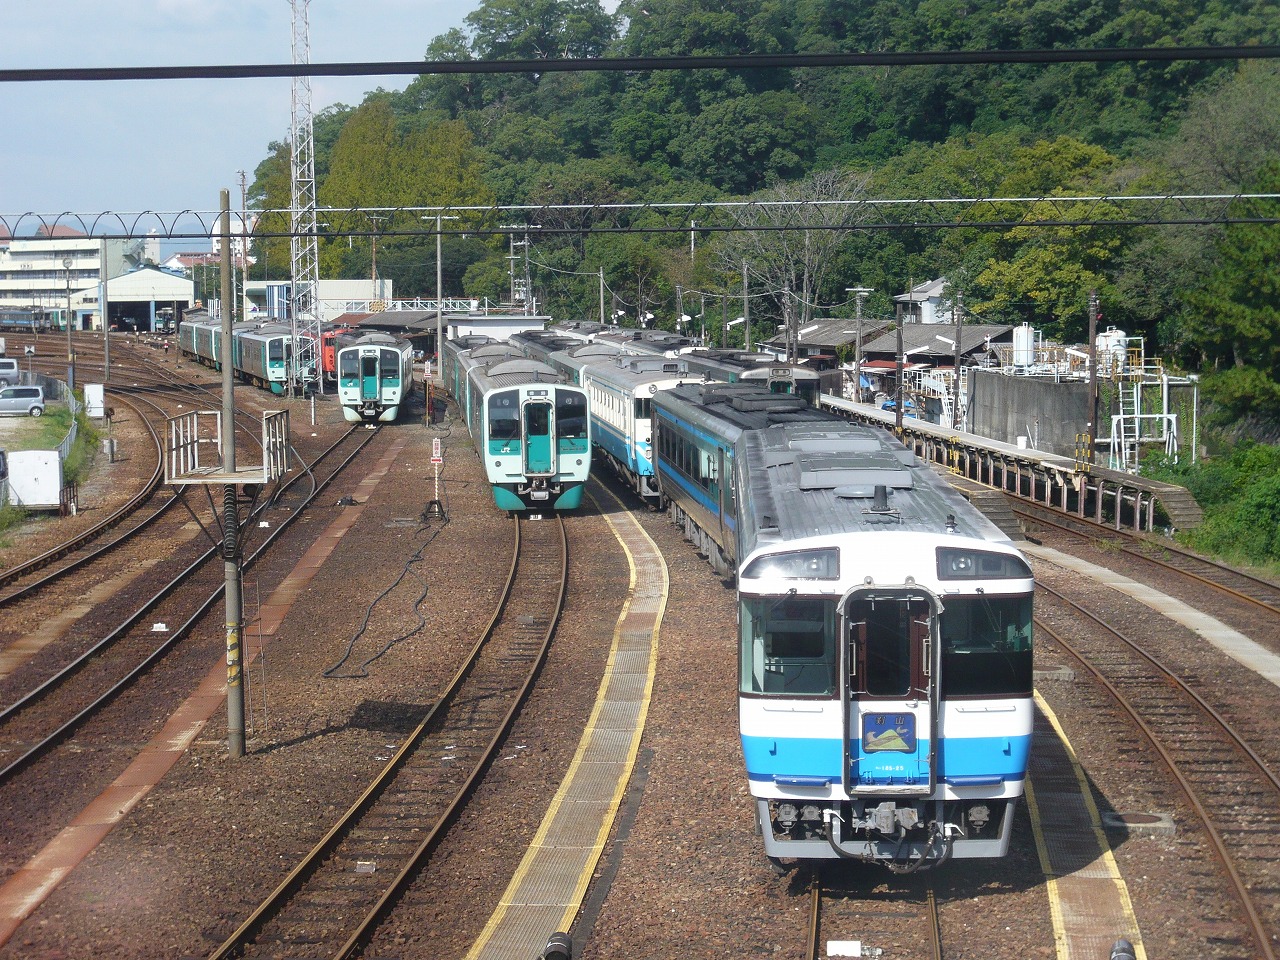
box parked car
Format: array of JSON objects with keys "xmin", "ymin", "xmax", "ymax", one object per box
[
  {"xmin": 0, "ymin": 358, "xmax": 19, "ymax": 387},
  {"xmin": 0, "ymin": 385, "xmax": 44, "ymax": 417}
]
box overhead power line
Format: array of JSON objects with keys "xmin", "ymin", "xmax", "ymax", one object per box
[
  {"xmin": 2, "ymin": 46, "xmax": 1279, "ymax": 84},
  {"xmin": 3, "ymin": 195, "xmax": 1279, "ymax": 240}
]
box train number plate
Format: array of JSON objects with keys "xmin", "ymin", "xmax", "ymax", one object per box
[{"xmin": 862, "ymin": 713, "xmax": 916, "ymax": 753}]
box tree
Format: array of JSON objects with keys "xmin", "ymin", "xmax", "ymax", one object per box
[
  {"xmin": 713, "ymin": 168, "xmax": 873, "ymax": 355},
  {"xmin": 1183, "ymin": 165, "xmax": 1280, "ymax": 417}
]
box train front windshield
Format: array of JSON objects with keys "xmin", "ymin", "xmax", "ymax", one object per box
[
  {"xmin": 555, "ymin": 389, "xmax": 588, "ymax": 441},
  {"xmin": 739, "ymin": 590, "xmax": 1032, "ymax": 699},
  {"xmin": 740, "ymin": 595, "xmax": 839, "ymax": 697},
  {"xmin": 489, "ymin": 390, "xmax": 521, "ymax": 441},
  {"xmin": 939, "ymin": 595, "xmax": 1033, "ymax": 696}
]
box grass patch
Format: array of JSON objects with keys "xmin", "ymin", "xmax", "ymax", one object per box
[{"xmin": 0, "ymin": 402, "xmax": 100, "ymax": 540}]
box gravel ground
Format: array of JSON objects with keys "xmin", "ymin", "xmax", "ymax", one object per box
[{"xmin": 3, "ymin": 381, "xmax": 1268, "ymax": 960}]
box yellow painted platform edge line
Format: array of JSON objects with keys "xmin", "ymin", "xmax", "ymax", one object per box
[
  {"xmin": 464, "ymin": 488, "xmax": 667, "ymax": 958},
  {"xmin": 1030, "ymin": 690, "xmax": 1147, "ymax": 960}
]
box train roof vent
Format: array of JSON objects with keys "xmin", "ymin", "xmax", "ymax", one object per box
[
  {"xmin": 728, "ymin": 394, "xmax": 809, "ymax": 413},
  {"xmin": 787, "ymin": 433, "xmax": 881, "ymax": 454},
  {"xmin": 796, "ymin": 454, "xmax": 914, "ymax": 494}
]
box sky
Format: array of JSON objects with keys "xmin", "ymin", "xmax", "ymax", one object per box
[{"xmin": 0, "ymin": 1, "xmax": 481, "ymax": 232}]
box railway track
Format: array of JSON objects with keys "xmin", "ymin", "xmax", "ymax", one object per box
[
  {"xmin": 0, "ymin": 347, "xmax": 283, "ymax": 594},
  {"xmin": 1034, "ymin": 582, "xmax": 1280, "ymax": 960},
  {"xmin": 806, "ymin": 868, "xmax": 942, "ymax": 960},
  {"xmin": 0, "ymin": 424, "xmax": 373, "ymax": 788},
  {"xmin": 1016, "ymin": 501, "xmax": 1280, "ymax": 618},
  {"xmin": 208, "ymin": 514, "xmax": 569, "ymax": 960}
]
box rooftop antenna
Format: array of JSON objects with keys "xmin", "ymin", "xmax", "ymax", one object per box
[{"xmin": 289, "ymin": 0, "xmax": 321, "ymax": 395}]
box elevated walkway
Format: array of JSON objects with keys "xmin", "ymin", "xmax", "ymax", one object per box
[{"xmin": 822, "ymin": 394, "xmax": 1202, "ymax": 534}]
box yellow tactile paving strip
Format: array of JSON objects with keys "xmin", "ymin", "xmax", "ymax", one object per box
[
  {"xmin": 464, "ymin": 486, "xmax": 667, "ymax": 960},
  {"xmin": 0, "ymin": 437, "xmax": 406, "ymax": 949},
  {"xmin": 1030, "ymin": 692, "xmax": 1147, "ymax": 960}
]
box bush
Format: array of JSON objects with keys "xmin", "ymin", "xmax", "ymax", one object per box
[{"xmin": 1144, "ymin": 440, "xmax": 1280, "ymax": 571}]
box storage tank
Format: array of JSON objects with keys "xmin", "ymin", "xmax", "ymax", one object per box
[
  {"xmin": 1095, "ymin": 326, "xmax": 1127, "ymax": 371},
  {"xmin": 1013, "ymin": 323, "xmax": 1035, "ymax": 367}
]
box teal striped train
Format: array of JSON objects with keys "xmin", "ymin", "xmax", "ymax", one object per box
[{"xmin": 439, "ymin": 334, "xmax": 591, "ymax": 515}]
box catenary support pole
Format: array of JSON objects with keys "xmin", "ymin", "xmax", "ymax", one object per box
[
  {"xmin": 219, "ymin": 189, "xmax": 245, "ymax": 759},
  {"xmin": 100, "ymin": 238, "xmax": 110, "ymax": 383}
]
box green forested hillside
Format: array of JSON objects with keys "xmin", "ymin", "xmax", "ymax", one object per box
[{"xmin": 250, "ymin": 0, "xmax": 1280, "ymax": 422}]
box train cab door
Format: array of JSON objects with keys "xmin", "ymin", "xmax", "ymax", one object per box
[
  {"xmin": 360, "ymin": 352, "xmax": 380, "ymax": 400},
  {"xmin": 522, "ymin": 397, "xmax": 556, "ymax": 476},
  {"xmin": 841, "ymin": 590, "xmax": 938, "ymax": 799}
]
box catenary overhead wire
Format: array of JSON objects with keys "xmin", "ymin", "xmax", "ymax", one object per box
[{"xmin": 2, "ymin": 46, "xmax": 1278, "ymax": 84}]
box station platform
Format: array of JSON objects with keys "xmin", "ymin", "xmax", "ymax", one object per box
[{"xmin": 820, "ymin": 395, "xmax": 1203, "ymax": 534}]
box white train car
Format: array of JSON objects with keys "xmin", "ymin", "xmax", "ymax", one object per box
[
  {"xmin": 335, "ymin": 332, "xmax": 414, "ymax": 423},
  {"xmin": 652, "ymin": 382, "xmax": 1034, "ymax": 871}
]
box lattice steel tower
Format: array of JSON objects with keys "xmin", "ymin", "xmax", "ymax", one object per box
[{"xmin": 289, "ymin": 0, "xmax": 320, "ymax": 393}]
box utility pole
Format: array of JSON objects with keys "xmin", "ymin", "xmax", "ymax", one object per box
[
  {"xmin": 846, "ymin": 287, "xmax": 872, "ymax": 404},
  {"xmin": 100, "ymin": 238, "xmax": 110, "ymax": 383},
  {"xmin": 952, "ymin": 288, "xmax": 963, "ymax": 430},
  {"xmin": 435, "ymin": 213, "xmax": 459, "ymax": 364},
  {"xmin": 219, "ymin": 190, "xmax": 245, "ymax": 759},
  {"xmin": 783, "ymin": 281, "xmax": 793, "ymax": 361},
  {"xmin": 1087, "ymin": 289, "xmax": 1099, "ymax": 466},
  {"xmin": 742, "ymin": 260, "xmax": 750, "ymax": 351},
  {"xmin": 63, "ymin": 257, "xmax": 75, "ymax": 392},
  {"xmin": 598, "ymin": 268, "xmax": 605, "ymax": 325}
]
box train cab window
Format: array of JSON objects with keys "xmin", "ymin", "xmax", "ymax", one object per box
[
  {"xmin": 846, "ymin": 595, "xmax": 931, "ymax": 698},
  {"xmin": 634, "ymin": 396, "xmax": 652, "ymax": 420},
  {"xmin": 525, "ymin": 403, "xmax": 551, "ymax": 437},
  {"xmin": 940, "ymin": 594, "xmax": 1033, "ymax": 697},
  {"xmin": 339, "ymin": 351, "xmax": 359, "ymax": 378},
  {"xmin": 379, "ymin": 350, "xmax": 401, "ymax": 378},
  {"xmin": 489, "ymin": 390, "xmax": 521, "ymax": 441},
  {"xmin": 269, "ymin": 339, "xmax": 285, "ymax": 362},
  {"xmin": 362, "ymin": 354, "xmax": 379, "ymax": 378},
  {"xmin": 555, "ymin": 389, "xmax": 588, "ymax": 439},
  {"xmin": 740, "ymin": 595, "xmax": 837, "ymax": 697}
]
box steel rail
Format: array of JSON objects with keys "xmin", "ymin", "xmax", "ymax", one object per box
[
  {"xmin": 1035, "ymin": 584, "xmax": 1278, "ymax": 960},
  {"xmin": 0, "ymin": 425, "xmax": 371, "ymax": 785},
  {"xmin": 1016, "ymin": 502, "xmax": 1280, "ymax": 617},
  {"xmin": 207, "ymin": 515, "xmax": 569, "ymax": 960}
]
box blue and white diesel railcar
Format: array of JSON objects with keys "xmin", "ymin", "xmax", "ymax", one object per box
[
  {"xmin": 548, "ymin": 322, "xmax": 822, "ymax": 404},
  {"xmin": 574, "ymin": 354, "xmax": 694, "ymax": 504},
  {"xmin": 335, "ymin": 332, "xmax": 415, "ymax": 423},
  {"xmin": 441, "ymin": 336, "xmax": 592, "ymax": 514},
  {"xmin": 652, "ymin": 382, "xmax": 1034, "ymax": 871}
]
